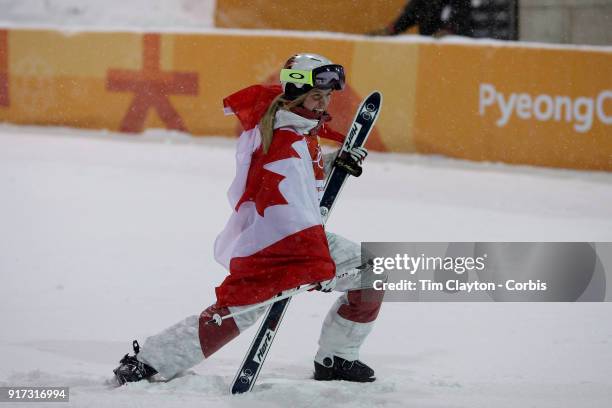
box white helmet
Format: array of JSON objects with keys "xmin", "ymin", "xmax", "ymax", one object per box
[{"xmin": 280, "ymin": 53, "xmax": 346, "ymax": 100}]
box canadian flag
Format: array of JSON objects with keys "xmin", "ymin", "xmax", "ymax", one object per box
[{"xmin": 214, "ymin": 85, "xmax": 336, "ymax": 307}]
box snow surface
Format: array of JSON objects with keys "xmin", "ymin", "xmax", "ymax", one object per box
[
  {"xmin": 1, "ymin": 124, "xmax": 612, "ymax": 407},
  {"xmin": 0, "ymin": 0, "xmax": 216, "ymax": 30}
]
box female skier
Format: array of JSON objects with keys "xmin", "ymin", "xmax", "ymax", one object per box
[{"xmin": 113, "ymin": 53, "xmax": 384, "ymax": 385}]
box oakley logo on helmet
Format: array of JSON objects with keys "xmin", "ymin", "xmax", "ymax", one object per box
[
  {"xmin": 280, "ymin": 53, "xmax": 345, "ymax": 100},
  {"xmin": 280, "ymin": 65, "xmax": 345, "ymax": 90}
]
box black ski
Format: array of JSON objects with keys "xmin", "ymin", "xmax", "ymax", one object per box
[
  {"xmin": 320, "ymin": 91, "xmax": 382, "ymax": 223},
  {"xmin": 230, "ymin": 91, "xmax": 383, "ymax": 395},
  {"xmin": 229, "ymin": 297, "xmax": 290, "ymax": 394}
]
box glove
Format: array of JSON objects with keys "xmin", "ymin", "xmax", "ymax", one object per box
[
  {"xmin": 348, "ymin": 146, "xmax": 368, "ymax": 164},
  {"xmin": 334, "ymin": 146, "xmax": 368, "ymax": 177},
  {"xmin": 317, "ymin": 276, "xmax": 337, "ymax": 293}
]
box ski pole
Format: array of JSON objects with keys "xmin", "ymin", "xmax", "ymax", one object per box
[{"xmin": 205, "ymin": 283, "xmax": 318, "ymax": 326}]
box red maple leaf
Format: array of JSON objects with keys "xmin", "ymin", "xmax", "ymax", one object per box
[{"xmin": 235, "ymin": 130, "xmax": 302, "ymax": 217}]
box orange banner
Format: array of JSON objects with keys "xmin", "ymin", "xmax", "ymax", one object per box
[
  {"xmin": 0, "ymin": 30, "xmax": 8, "ymax": 107},
  {"xmin": 0, "ymin": 28, "xmax": 610, "ymax": 171},
  {"xmin": 414, "ymin": 43, "xmax": 612, "ymax": 171},
  {"xmin": 0, "ymin": 29, "xmax": 401, "ymax": 152},
  {"xmin": 215, "ymin": 0, "xmax": 406, "ymax": 34}
]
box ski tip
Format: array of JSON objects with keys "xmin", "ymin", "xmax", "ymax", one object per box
[
  {"xmin": 370, "ymin": 90, "xmax": 382, "ymax": 102},
  {"xmin": 230, "ymin": 381, "xmax": 252, "ymax": 395},
  {"xmin": 366, "ymin": 91, "xmax": 382, "ymax": 105}
]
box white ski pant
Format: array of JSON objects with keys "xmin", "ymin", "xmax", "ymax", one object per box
[{"xmin": 138, "ymin": 232, "xmax": 384, "ymax": 380}]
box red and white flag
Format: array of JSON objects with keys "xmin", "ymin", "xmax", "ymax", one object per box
[{"xmin": 214, "ymin": 85, "xmax": 336, "ymax": 307}]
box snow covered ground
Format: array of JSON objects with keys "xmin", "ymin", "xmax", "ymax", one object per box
[
  {"xmin": 1, "ymin": 125, "xmax": 612, "ymax": 407},
  {"xmin": 0, "ymin": 0, "xmax": 216, "ymax": 30}
]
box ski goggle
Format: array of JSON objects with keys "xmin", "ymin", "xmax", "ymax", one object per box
[{"xmin": 280, "ymin": 64, "xmax": 345, "ymax": 91}]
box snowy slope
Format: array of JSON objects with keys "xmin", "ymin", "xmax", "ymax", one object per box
[
  {"xmin": 1, "ymin": 125, "xmax": 612, "ymax": 407},
  {"xmin": 0, "ymin": 0, "xmax": 216, "ymax": 30}
]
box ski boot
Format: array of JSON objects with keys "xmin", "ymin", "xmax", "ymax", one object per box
[
  {"xmin": 113, "ymin": 340, "xmax": 158, "ymax": 385},
  {"xmin": 314, "ymin": 356, "xmax": 376, "ymax": 382}
]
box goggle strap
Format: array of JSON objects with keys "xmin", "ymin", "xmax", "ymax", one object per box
[{"xmin": 280, "ymin": 69, "xmax": 313, "ymax": 86}]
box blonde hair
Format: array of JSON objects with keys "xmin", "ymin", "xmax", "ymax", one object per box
[{"xmin": 259, "ymin": 89, "xmax": 326, "ymax": 154}]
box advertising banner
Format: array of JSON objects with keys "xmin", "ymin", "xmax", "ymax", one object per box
[
  {"xmin": 0, "ymin": 28, "xmax": 610, "ymax": 171},
  {"xmin": 415, "ymin": 43, "xmax": 612, "ymax": 170}
]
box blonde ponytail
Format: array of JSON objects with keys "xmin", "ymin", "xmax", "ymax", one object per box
[
  {"xmin": 259, "ymin": 94, "xmax": 284, "ymax": 154},
  {"xmin": 258, "ymin": 91, "xmax": 314, "ymax": 154}
]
